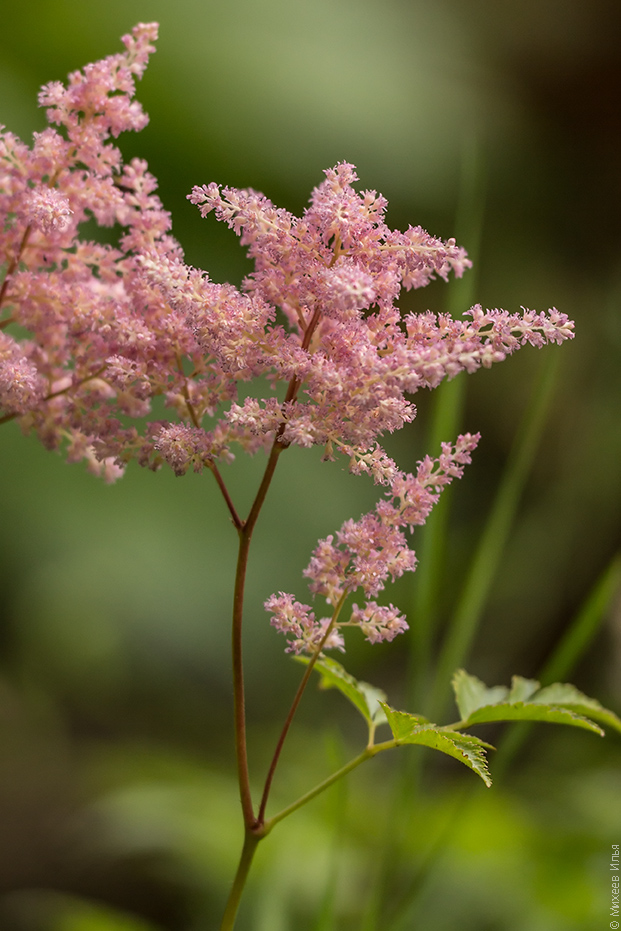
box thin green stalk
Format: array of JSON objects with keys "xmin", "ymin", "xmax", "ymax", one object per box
[
  {"xmin": 265, "ymin": 740, "xmax": 395, "ymax": 832},
  {"xmin": 408, "ymin": 376, "xmax": 466, "ymax": 712},
  {"xmin": 385, "ymin": 785, "xmax": 471, "ymax": 931},
  {"xmin": 312, "ymin": 731, "xmax": 349, "ymax": 931},
  {"xmin": 493, "ymin": 550, "xmax": 621, "ymax": 777},
  {"xmin": 369, "ymin": 139, "xmax": 485, "ymax": 931},
  {"xmin": 359, "ymin": 764, "xmax": 403, "ymax": 931},
  {"xmin": 538, "ymin": 551, "xmax": 621, "ymax": 686},
  {"xmin": 429, "ymin": 350, "xmax": 561, "ymax": 722}
]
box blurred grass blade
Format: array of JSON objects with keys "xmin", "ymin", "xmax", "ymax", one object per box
[
  {"xmin": 429, "ymin": 350, "xmax": 562, "ymax": 721},
  {"xmin": 312, "ymin": 730, "xmax": 348, "ymax": 931},
  {"xmin": 539, "ymin": 552, "xmax": 621, "ymax": 686},
  {"xmin": 408, "ymin": 136, "xmax": 485, "ymax": 711},
  {"xmin": 409, "ymin": 378, "xmax": 466, "ymax": 710},
  {"xmin": 494, "ymin": 551, "xmax": 621, "ymax": 776}
]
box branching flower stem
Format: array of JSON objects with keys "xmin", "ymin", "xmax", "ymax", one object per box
[
  {"xmin": 0, "ymin": 367, "xmax": 108, "ymax": 426},
  {"xmin": 230, "ymin": 317, "xmax": 322, "ymax": 822},
  {"xmin": 0, "ymin": 225, "xmax": 31, "ymax": 311},
  {"xmin": 231, "ymin": 435, "xmax": 286, "ymax": 828},
  {"xmin": 224, "ymin": 303, "xmax": 329, "ymax": 927},
  {"xmin": 230, "ymin": 300, "xmax": 326, "ymax": 830},
  {"xmin": 0, "ymin": 28, "xmax": 581, "ymax": 931},
  {"xmin": 257, "ymin": 591, "xmax": 348, "ymax": 826},
  {"xmin": 265, "ymin": 739, "xmax": 395, "ymax": 833},
  {"xmin": 223, "ymin": 434, "xmax": 287, "ymax": 929}
]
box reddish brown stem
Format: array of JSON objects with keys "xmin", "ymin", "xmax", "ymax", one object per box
[
  {"xmin": 209, "ymin": 462, "xmax": 243, "ymax": 531},
  {"xmin": 256, "ymin": 597, "xmax": 345, "ymax": 826},
  {"xmin": 0, "ymin": 226, "xmax": 31, "ymax": 310},
  {"xmin": 175, "ymin": 354, "xmax": 244, "ymax": 531},
  {"xmin": 228, "ymin": 302, "xmax": 324, "ymax": 830},
  {"xmin": 231, "ymin": 436, "xmax": 286, "ymax": 827}
]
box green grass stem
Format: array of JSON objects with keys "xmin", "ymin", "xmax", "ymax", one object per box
[
  {"xmin": 408, "ymin": 136, "xmax": 485, "ymax": 713},
  {"xmin": 493, "ymin": 550, "xmax": 621, "ymax": 777},
  {"xmin": 429, "ymin": 349, "xmax": 562, "ymax": 722}
]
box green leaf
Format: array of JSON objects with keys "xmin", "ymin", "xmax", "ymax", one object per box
[
  {"xmin": 380, "ymin": 703, "xmax": 493, "ymax": 787},
  {"xmin": 452, "ymin": 669, "xmax": 509, "ymax": 720},
  {"xmin": 51, "ymin": 896, "xmax": 158, "ymax": 931},
  {"xmin": 452, "ymin": 669, "xmax": 621, "ymax": 737},
  {"xmin": 507, "ymin": 675, "xmax": 540, "ymax": 703},
  {"xmin": 461, "ymin": 701, "xmax": 604, "ymax": 735},
  {"xmin": 296, "ymin": 655, "xmax": 389, "ymax": 725},
  {"xmin": 532, "ymin": 683, "xmax": 621, "ymax": 735},
  {"xmin": 378, "ymin": 705, "xmax": 433, "ymax": 741}
]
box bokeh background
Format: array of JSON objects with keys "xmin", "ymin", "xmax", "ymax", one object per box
[{"xmin": 1, "ymin": 1, "xmax": 620, "ymax": 929}]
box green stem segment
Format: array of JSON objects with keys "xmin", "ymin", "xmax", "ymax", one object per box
[
  {"xmin": 219, "ymin": 830, "xmax": 263, "ymax": 931},
  {"xmin": 266, "ymin": 740, "xmax": 395, "ymax": 832},
  {"xmin": 428, "ymin": 351, "xmax": 561, "ymax": 721},
  {"xmin": 220, "ymin": 739, "xmax": 397, "ymax": 930}
]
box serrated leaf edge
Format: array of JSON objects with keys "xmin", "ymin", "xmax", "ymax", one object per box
[{"xmin": 379, "ymin": 703, "xmax": 493, "ymax": 787}]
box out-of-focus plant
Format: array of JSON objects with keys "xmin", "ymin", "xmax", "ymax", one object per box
[{"xmin": 1, "ymin": 24, "xmax": 619, "ymax": 930}]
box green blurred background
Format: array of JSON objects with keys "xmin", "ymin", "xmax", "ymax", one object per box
[{"xmin": 1, "ymin": 1, "xmax": 620, "ymax": 929}]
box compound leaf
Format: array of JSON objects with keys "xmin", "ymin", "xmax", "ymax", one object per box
[
  {"xmin": 452, "ymin": 669, "xmax": 621, "ymax": 737},
  {"xmin": 296, "ymin": 655, "xmax": 389, "ymax": 725},
  {"xmin": 461, "ymin": 701, "xmax": 604, "ymax": 735},
  {"xmin": 452, "ymin": 669, "xmax": 509, "ymax": 719},
  {"xmin": 380, "ymin": 703, "xmax": 493, "ymax": 787},
  {"xmin": 532, "ymin": 683, "xmax": 621, "ymax": 735}
]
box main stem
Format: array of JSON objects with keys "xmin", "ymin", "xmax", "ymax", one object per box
[
  {"xmin": 232, "ymin": 437, "xmax": 286, "ymax": 828},
  {"xmin": 219, "ymin": 830, "xmax": 262, "ymax": 931},
  {"xmin": 224, "ymin": 302, "xmax": 326, "ymax": 928},
  {"xmin": 230, "ymin": 300, "xmax": 325, "ymax": 830}
]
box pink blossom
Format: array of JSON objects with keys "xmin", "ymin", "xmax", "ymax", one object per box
[
  {"xmin": 153, "ymin": 423, "xmax": 226, "ymax": 476},
  {"xmin": 348, "ymin": 602, "xmax": 409, "ymax": 644},
  {"xmin": 0, "ymin": 25, "xmax": 577, "ymax": 661},
  {"xmin": 286, "ymin": 436, "xmax": 478, "ymax": 652},
  {"xmin": 0, "ymin": 332, "xmax": 46, "ymax": 413},
  {"xmin": 1, "ymin": 30, "xmax": 573, "ymax": 483},
  {"xmin": 264, "ymin": 592, "xmax": 344, "ymax": 654},
  {"xmin": 24, "ymin": 187, "xmax": 73, "ymax": 234}
]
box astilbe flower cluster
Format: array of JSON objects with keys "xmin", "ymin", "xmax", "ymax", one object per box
[
  {"xmin": 265, "ymin": 433, "xmax": 479, "ymax": 653},
  {"xmin": 0, "ymin": 25, "xmax": 575, "ymax": 651}
]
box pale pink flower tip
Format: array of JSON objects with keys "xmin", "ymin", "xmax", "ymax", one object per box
[
  {"xmin": 154, "ymin": 424, "xmax": 215, "ymax": 476},
  {"xmin": 264, "ymin": 592, "xmax": 345, "ymax": 654},
  {"xmin": 349, "ymin": 602, "xmax": 409, "ymax": 643},
  {"xmin": 25, "ymin": 187, "xmax": 73, "ymax": 234}
]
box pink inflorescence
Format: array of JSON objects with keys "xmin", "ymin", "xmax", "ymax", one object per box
[
  {"xmin": 266, "ymin": 433, "xmax": 479, "ymax": 653},
  {"xmin": 0, "ymin": 24, "xmax": 573, "ymax": 485},
  {"xmin": 0, "ymin": 25, "xmax": 575, "ymax": 650}
]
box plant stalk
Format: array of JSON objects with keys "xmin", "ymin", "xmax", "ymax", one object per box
[
  {"xmin": 257, "ymin": 595, "xmax": 347, "ymax": 826},
  {"xmin": 219, "ymin": 829, "xmax": 263, "ymax": 931}
]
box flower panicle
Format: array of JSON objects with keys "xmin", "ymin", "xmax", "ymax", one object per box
[
  {"xmin": 1, "ymin": 24, "xmax": 573, "ymax": 507},
  {"xmin": 268, "ymin": 434, "xmax": 479, "ymax": 654}
]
